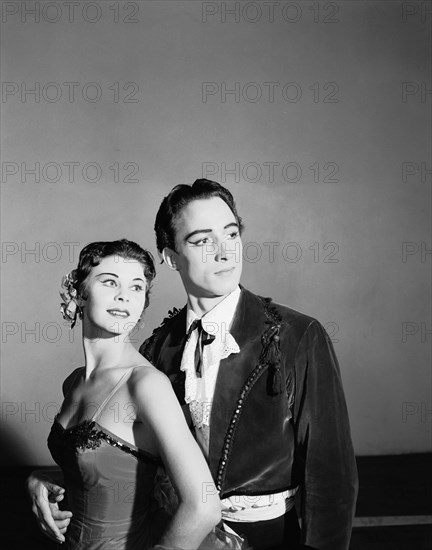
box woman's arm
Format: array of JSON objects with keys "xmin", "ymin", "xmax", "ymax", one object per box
[{"xmin": 132, "ymin": 369, "xmax": 221, "ymax": 549}]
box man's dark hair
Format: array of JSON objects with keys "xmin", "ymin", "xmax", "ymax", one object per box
[
  {"xmin": 154, "ymin": 179, "xmax": 244, "ymax": 256},
  {"xmin": 73, "ymin": 239, "xmax": 156, "ymax": 309}
]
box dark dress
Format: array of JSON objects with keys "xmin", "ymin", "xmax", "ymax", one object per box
[{"xmin": 48, "ymin": 369, "xmax": 162, "ymax": 550}]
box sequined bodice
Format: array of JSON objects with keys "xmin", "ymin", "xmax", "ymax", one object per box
[{"xmin": 47, "ymin": 369, "xmax": 162, "ymax": 550}]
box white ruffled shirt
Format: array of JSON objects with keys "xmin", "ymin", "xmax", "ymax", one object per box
[{"xmin": 180, "ymin": 287, "xmax": 241, "ymax": 455}]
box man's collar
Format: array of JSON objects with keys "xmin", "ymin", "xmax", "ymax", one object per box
[{"xmin": 186, "ymin": 286, "xmax": 242, "ymax": 332}]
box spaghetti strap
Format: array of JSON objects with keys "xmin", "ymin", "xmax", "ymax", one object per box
[{"xmin": 90, "ymin": 368, "xmax": 135, "ymax": 422}]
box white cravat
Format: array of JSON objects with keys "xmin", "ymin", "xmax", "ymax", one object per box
[{"xmin": 180, "ymin": 287, "xmax": 241, "ymax": 454}]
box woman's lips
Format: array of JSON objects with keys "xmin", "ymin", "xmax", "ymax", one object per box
[{"xmin": 107, "ymin": 309, "xmax": 130, "ymax": 318}]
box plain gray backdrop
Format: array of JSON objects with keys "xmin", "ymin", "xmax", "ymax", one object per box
[{"xmin": 1, "ymin": 0, "xmax": 431, "ymax": 464}]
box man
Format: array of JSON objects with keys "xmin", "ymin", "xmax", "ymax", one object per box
[{"xmin": 29, "ymin": 179, "xmax": 358, "ymax": 549}]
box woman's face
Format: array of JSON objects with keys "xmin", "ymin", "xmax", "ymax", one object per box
[{"xmin": 80, "ymin": 255, "xmax": 147, "ymax": 339}]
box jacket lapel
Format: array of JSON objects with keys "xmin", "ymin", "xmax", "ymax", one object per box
[{"xmin": 208, "ymin": 289, "xmax": 267, "ymax": 478}]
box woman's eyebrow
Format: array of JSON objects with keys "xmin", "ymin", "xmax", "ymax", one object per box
[
  {"xmin": 95, "ymin": 272, "xmax": 118, "ymax": 278},
  {"xmin": 96, "ymin": 273, "xmax": 145, "ymax": 283}
]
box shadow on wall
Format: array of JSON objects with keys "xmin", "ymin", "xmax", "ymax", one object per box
[
  {"xmin": 0, "ymin": 422, "xmax": 58, "ymax": 549},
  {"xmin": 0, "ymin": 420, "xmax": 37, "ymax": 468}
]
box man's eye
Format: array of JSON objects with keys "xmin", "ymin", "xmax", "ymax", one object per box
[{"xmin": 191, "ymin": 237, "xmax": 213, "ymax": 246}]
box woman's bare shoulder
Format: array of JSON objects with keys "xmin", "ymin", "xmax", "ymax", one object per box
[
  {"xmin": 129, "ymin": 363, "xmax": 170, "ymax": 386},
  {"xmin": 127, "ymin": 364, "xmax": 173, "ymax": 405}
]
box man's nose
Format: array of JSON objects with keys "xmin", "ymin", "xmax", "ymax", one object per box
[{"xmin": 215, "ymin": 241, "xmax": 228, "ymax": 262}]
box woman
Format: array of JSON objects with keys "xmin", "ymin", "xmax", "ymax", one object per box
[{"xmin": 45, "ymin": 239, "xmax": 221, "ymax": 549}]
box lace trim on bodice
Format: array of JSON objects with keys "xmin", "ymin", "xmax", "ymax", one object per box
[{"xmin": 51, "ymin": 417, "xmax": 161, "ymax": 464}]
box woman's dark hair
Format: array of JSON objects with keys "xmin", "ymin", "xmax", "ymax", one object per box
[
  {"xmin": 154, "ymin": 179, "xmax": 244, "ymax": 258},
  {"xmin": 73, "ymin": 239, "xmax": 156, "ymax": 309}
]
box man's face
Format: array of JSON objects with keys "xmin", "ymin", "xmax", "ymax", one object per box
[{"xmin": 168, "ymin": 197, "xmax": 243, "ymax": 299}]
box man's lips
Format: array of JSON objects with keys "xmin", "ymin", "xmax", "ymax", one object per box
[
  {"xmin": 107, "ymin": 309, "xmax": 130, "ymax": 318},
  {"xmin": 214, "ymin": 267, "xmax": 235, "ymax": 275}
]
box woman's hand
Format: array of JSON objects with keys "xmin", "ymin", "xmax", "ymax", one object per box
[{"xmin": 27, "ymin": 470, "xmax": 73, "ymax": 544}]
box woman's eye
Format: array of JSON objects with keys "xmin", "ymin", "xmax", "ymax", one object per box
[
  {"xmin": 101, "ymin": 279, "xmax": 116, "ymax": 286},
  {"xmin": 131, "ymin": 285, "xmax": 144, "ymax": 292}
]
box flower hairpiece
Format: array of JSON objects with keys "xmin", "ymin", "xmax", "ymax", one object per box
[{"xmin": 60, "ymin": 270, "xmax": 81, "ymax": 329}]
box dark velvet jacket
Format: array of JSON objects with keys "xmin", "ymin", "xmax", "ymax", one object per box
[{"xmin": 140, "ymin": 288, "xmax": 358, "ymax": 550}]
